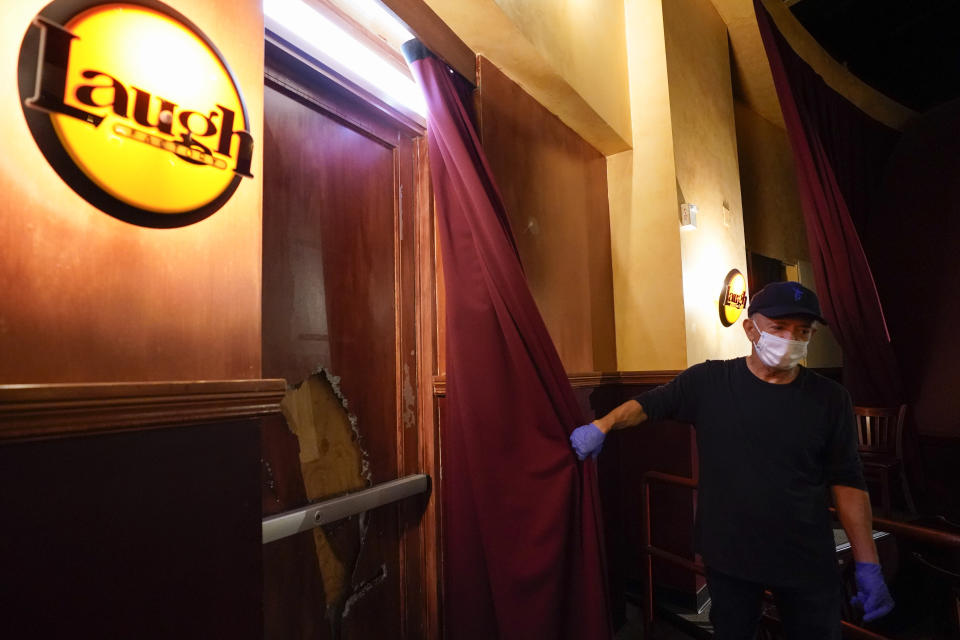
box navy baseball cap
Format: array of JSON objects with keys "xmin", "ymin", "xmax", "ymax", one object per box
[{"xmin": 747, "ymin": 281, "xmax": 827, "ymax": 324}]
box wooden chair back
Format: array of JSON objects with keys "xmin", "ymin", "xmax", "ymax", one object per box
[{"xmin": 853, "ymin": 404, "xmax": 907, "ymax": 459}]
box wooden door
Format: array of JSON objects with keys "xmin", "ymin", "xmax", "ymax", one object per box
[{"xmin": 259, "ymin": 42, "xmax": 430, "ymax": 640}]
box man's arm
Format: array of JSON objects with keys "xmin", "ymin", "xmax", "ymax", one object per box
[
  {"xmin": 594, "ymin": 399, "xmax": 648, "ymax": 434},
  {"xmin": 571, "ymin": 368, "xmax": 696, "ymax": 459},
  {"xmin": 569, "ymin": 400, "xmax": 648, "ymax": 460},
  {"xmin": 833, "ymin": 484, "xmax": 895, "ymax": 622},
  {"xmin": 832, "ymin": 485, "xmax": 878, "ymax": 563}
]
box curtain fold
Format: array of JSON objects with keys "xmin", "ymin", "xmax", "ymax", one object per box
[
  {"xmin": 754, "ymin": 0, "xmax": 903, "ymax": 406},
  {"xmin": 403, "ymin": 41, "xmax": 611, "ymax": 639}
]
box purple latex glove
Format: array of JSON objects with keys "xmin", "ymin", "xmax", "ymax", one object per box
[
  {"xmin": 570, "ymin": 423, "xmax": 605, "ymax": 460},
  {"xmin": 851, "ymin": 562, "xmax": 895, "ymax": 622}
]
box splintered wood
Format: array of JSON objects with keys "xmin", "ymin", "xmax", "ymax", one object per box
[{"xmin": 281, "ymin": 370, "xmax": 372, "ymax": 626}]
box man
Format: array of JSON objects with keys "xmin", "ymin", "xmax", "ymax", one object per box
[{"xmin": 570, "ymin": 281, "xmax": 894, "ymax": 639}]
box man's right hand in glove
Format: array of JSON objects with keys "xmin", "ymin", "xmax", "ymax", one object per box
[
  {"xmin": 570, "ymin": 401, "xmax": 649, "ymax": 460},
  {"xmin": 570, "ymin": 423, "xmax": 606, "ymax": 460}
]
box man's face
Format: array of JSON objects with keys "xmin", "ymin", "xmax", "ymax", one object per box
[{"xmin": 744, "ymin": 313, "xmax": 817, "ymax": 343}]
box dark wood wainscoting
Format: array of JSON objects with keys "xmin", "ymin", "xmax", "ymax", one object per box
[{"xmin": 0, "ymin": 380, "xmax": 285, "ymax": 639}]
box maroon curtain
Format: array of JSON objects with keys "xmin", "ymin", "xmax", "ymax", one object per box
[
  {"xmin": 754, "ymin": 0, "xmax": 902, "ymax": 406},
  {"xmin": 403, "ymin": 41, "xmax": 611, "ymax": 639}
]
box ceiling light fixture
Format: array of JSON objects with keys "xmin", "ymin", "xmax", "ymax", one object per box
[{"xmin": 263, "ymin": 0, "xmax": 427, "ymax": 117}]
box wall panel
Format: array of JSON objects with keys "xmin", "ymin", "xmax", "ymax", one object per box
[
  {"xmin": 0, "ymin": 380, "xmax": 283, "ymax": 638},
  {"xmin": 477, "ymin": 57, "xmax": 617, "ymax": 372},
  {"xmin": 0, "ymin": 0, "xmax": 265, "ymax": 383}
]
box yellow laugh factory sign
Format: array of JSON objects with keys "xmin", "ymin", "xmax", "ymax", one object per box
[
  {"xmin": 720, "ymin": 269, "xmax": 748, "ymax": 327},
  {"xmin": 18, "ymin": 0, "xmax": 253, "ymax": 227}
]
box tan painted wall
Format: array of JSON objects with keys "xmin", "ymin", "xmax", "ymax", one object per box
[
  {"xmin": 422, "ymin": 0, "xmax": 630, "ymax": 154},
  {"xmin": 421, "ymin": 0, "xmax": 688, "ymax": 369},
  {"xmin": 491, "ymin": 0, "xmax": 631, "ymax": 148},
  {"xmin": 478, "ymin": 57, "xmax": 617, "ymax": 373},
  {"xmin": 734, "ymin": 102, "xmax": 842, "ymax": 367},
  {"xmin": 663, "ymin": 0, "xmax": 749, "ymax": 365},
  {"xmin": 735, "ymin": 102, "xmax": 806, "ymax": 263},
  {"xmin": 415, "ymin": 0, "xmax": 884, "ymax": 373},
  {"xmin": 1, "ymin": 0, "xmax": 264, "ymax": 383},
  {"xmin": 610, "ymin": 0, "xmax": 687, "ymax": 370}
]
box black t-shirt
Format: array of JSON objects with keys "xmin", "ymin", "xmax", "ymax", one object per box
[{"xmin": 634, "ymin": 357, "xmax": 866, "ymax": 588}]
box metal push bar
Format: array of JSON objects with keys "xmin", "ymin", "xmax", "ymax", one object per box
[{"xmin": 262, "ymin": 474, "xmax": 429, "ymax": 544}]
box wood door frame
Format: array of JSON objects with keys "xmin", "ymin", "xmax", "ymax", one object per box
[{"xmin": 263, "ymin": 35, "xmax": 441, "ymax": 640}]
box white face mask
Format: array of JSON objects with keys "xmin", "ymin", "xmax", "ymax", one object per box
[{"xmin": 753, "ymin": 331, "xmax": 808, "ymax": 370}]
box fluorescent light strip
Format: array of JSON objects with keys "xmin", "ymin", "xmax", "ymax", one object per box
[{"xmin": 263, "ymin": 0, "xmax": 427, "ymax": 117}]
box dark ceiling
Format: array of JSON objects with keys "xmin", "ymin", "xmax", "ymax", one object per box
[{"xmin": 788, "ymin": 0, "xmax": 960, "ymax": 112}]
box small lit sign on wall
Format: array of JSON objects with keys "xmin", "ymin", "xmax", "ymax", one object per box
[
  {"xmin": 18, "ymin": 0, "xmax": 253, "ymax": 228},
  {"xmin": 719, "ymin": 269, "xmax": 747, "ymax": 327}
]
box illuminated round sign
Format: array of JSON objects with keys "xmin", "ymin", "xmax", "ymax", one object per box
[
  {"xmin": 18, "ymin": 0, "xmax": 253, "ymax": 228},
  {"xmin": 719, "ymin": 269, "xmax": 747, "ymax": 327}
]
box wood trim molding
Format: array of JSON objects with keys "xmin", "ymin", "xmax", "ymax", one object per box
[
  {"xmin": 0, "ymin": 379, "xmax": 287, "ymax": 443},
  {"xmin": 412, "ymin": 135, "xmax": 443, "ymax": 640},
  {"xmin": 432, "ymin": 370, "xmax": 680, "ymax": 396},
  {"xmin": 565, "ymin": 370, "xmax": 682, "ymax": 389}
]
